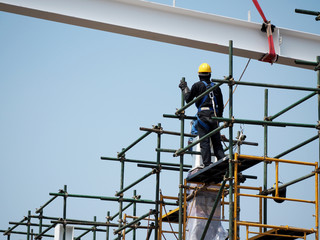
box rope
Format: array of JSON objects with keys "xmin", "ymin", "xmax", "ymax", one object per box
[
  {"xmin": 162, "ymin": 204, "xmax": 179, "ymax": 240},
  {"xmin": 224, "ymin": 58, "xmax": 251, "ymax": 109},
  {"xmin": 161, "ymin": 232, "xmax": 168, "ymax": 240}
]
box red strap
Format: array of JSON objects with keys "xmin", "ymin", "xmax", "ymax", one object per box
[
  {"xmin": 252, "ymin": 0, "xmax": 268, "ymax": 23},
  {"xmin": 252, "ymin": 0, "xmax": 277, "ymax": 64}
]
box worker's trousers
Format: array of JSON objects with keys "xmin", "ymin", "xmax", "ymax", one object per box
[{"xmin": 197, "ymin": 110, "xmax": 225, "ymax": 166}]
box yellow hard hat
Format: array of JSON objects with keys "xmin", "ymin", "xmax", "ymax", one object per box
[{"xmin": 198, "ymin": 63, "xmax": 212, "ymax": 73}]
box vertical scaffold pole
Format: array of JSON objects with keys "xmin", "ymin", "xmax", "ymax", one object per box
[
  {"xmin": 263, "ymin": 89, "xmax": 268, "ymax": 232},
  {"xmin": 63, "ymin": 185, "xmax": 67, "ymax": 240},
  {"xmin": 228, "ymin": 40, "xmax": 234, "ymax": 240},
  {"xmin": 133, "ymin": 190, "xmax": 137, "ymax": 240},
  {"xmin": 38, "ymin": 210, "xmax": 43, "ymax": 240},
  {"xmin": 93, "ymin": 216, "xmax": 97, "ymax": 240},
  {"xmin": 106, "ymin": 211, "xmax": 110, "ymax": 240},
  {"xmin": 179, "ymin": 77, "xmax": 186, "ymax": 240},
  {"xmin": 117, "ymin": 150, "xmax": 125, "ymax": 240},
  {"xmin": 317, "ymin": 56, "xmax": 320, "ymax": 240},
  {"xmin": 155, "ymin": 123, "xmax": 161, "ymax": 240},
  {"xmin": 27, "ymin": 210, "xmax": 31, "ymax": 240}
]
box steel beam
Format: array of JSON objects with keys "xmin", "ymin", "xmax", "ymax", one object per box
[{"xmin": 0, "ymin": 0, "xmax": 320, "ymax": 70}]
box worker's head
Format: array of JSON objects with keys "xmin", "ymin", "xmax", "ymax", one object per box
[{"xmin": 198, "ymin": 63, "xmax": 211, "ymax": 78}]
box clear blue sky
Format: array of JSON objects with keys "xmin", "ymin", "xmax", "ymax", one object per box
[{"xmin": 0, "ymin": 0, "xmax": 319, "ymax": 239}]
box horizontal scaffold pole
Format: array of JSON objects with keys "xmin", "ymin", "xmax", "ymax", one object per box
[
  {"xmin": 115, "ymin": 169, "xmax": 157, "ymax": 196},
  {"xmin": 52, "ymin": 218, "xmax": 156, "ymax": 230},
  {"xmin": 49, "ymin": 192, "xmax": 177, "ymax": 206},
  {"xmin": 175, "ymin": 82, "xmax": 224, "ymax": 115},
  {"xmin": 137, "ymin": 163, "xmax": 190, "ymax": 172},
  {"xmin": 117, "ymin": 131, "xmax": 152, "ymax": 158},
  {"xmin": 156, "ymin": 148, "xmax": 201, "ymax": 155},
  {"xmin": 212, "ymin": 116, "xmax": 319, "ymax": 129},
  {"xmin": 140, "ymin": 127, "xmax": 195, "ymax": 137},
  {"xmin": 237, "ymin": 154, "xmax": 317, "ymax": 166},
  {"xmin": 274, "ymin": 134, "xmax": 319, "ymax": 159},
  {"xmin": 51, "ymin": 219, "xmax": 118, "ymax": 227},
  {"xmin": 100, "ymin": 156, "xmax": 192, "ymax": 168},
  {"xmin": 238, "ymin": 221, "xmax": 316, "ymax": 233},
  {"xmin": 295, "ymin": 9, "xmax": 320, "ymax": 17},
  {"xmin": 239, "ymin": 193, "xmax": 315, "ymax": 204},
  {"xmin": 29, "ymin": 215, "xmax": 111, "ymax": 232},
  {"xmin": 0, "ymin": 230, "xmax": 53, "ymax": 238},
  {"xmin": 113, "ymin": 210, "xmax": 156, "ymax": 235},
  {"xmin": 269, "ymin": 92, "xmax": 317, "ymax": 121},
  {"xmin": 211, "ymin": 79, "xmax": 320, "ymax": 92},
  {"xmin": 163, "ymin": 114, "xmax": 196, "ymax": 120}
]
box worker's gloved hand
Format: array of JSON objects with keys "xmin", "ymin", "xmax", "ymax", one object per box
[{"xmin": 179, "ymin": 81, "xmax": 188, "ymax": 91}]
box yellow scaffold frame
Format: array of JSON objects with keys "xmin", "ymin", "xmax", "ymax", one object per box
[{"xmin": 234, "ymin": 153, "xmax": 319, "ymax": 240}]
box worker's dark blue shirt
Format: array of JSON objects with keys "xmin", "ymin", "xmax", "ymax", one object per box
[{"xmin": 184, "ymin": 80, "xmax": 224, "ymax": 117}]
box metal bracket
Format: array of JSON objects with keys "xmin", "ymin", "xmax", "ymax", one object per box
[
  {"xmin": 264, "ymin": 116, "xmax": 271, "ymax": 121},
  {"xmin": 227, "ymin": 77, "xmax": 235, "ymax": 86},
  {"xmin": 133, "ymin": 194, "xmax": 141, "ymax": 200},
  {"xmin": 152, "ymin": 125, "xmax": 163, "ymax": 134}
]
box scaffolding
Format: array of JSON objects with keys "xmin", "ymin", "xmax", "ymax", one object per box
[
  {"xmin": 2, "ymin": 9, "xmax": 320, "ymax": 239},
  {"xmin": 1, "ymin": 39, "xmax": 319, "ymax": 240}
]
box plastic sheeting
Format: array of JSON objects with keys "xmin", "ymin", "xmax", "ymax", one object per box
[{"xmin": 186, "ymin": 179, "xmax": 228, "ymax": 240}]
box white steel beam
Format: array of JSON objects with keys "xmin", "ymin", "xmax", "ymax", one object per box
[{"xmin": 0, "ymin": 0, "xmax": 320, "ymax": 70}]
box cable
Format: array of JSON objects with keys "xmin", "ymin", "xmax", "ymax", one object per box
[
  {"xmin": 163, "ymin": 205, "xmax": 179, "ymax": 240},
  {"xmin": 224, "ymin": 58, "xmax": 251, "ymax": 109}
]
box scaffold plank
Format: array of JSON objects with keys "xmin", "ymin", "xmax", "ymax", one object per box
[
  {"xmin": 249, "ymin": 228, "xmax": 312, "ymax": 240},
  {"xmin": 186, "ymin": 156, "xmax": 262, "ymax": 183}
]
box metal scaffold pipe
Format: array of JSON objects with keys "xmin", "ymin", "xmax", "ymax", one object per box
[
  {"xmin": 140, "ymin": 126, "xmax": 196, "ymax": 138},
  {"xmin": 137, "ymin": 163, "xmax": 190, "ymax": 172},
  {"xmin": 49, "ymin": 192, "xmax": 178, "ymax": 206},
  {"xmin": 35, "ymin": 196, "xmax": 58, "ymax": 214},
  {"xmin": 269, "ymin": 91, "xmax": 317, "ymax": 121},
  {"xmin": 200, "ymin": 172, "xmax": 228, "ymax": 240},
  {"xmin": 115, "ymin": 168, "xmax": 157, "ymax": 196},
  {"xmin": 3, "ymin": 217, "xmax": 28, "ymax": 235},
  {"xmin": 263, "ymin": 89, "xmax": 268, "ymax": 231},
  {"xmin": 178, "ymin": 79, "xmax": 185, "ymax": 240},
  {"xmin": 261, "ymin": 171, "xmax": 318, "ymax": 196},
  {"xmin": 211, "ymin": 116, "xmax": 318, "ymax": 129},
  {"xmin": 101, "ymin": 156, "xmax": 192, "ymax": 168},
  {"xmin": 113, "ymin": 210, "xmax": 156, "ymax": 235},
  {"xmin": 110, "ymin": 202, "xmax": 134, "ymax": 221},
  {"xmin": 174, "ymin": 124, "xmax": 226, "ymax": 157},
  {"xmin": 117, "ymin": 131, "xmax": 152, "ymax": 158},
  {"xmin": 175, "ymin": 81, "xmax": 224, "ymax": 115},
  {"xmin": 212, "ymin": 79, "xmax": 320, "ymax": 92},
  {"xmin": 228, "ymin": 40, "xmax": 234, "ymax": 240},
  {"xmin": 274, "ymin": 134, "xmax": 319, "ymax": 159},
  {"xmin": 35, "ymin": 223, "xmax": 57, "ymax": 239},
  {"xmin": 155, "ymin": 123, "xmax": 161, "ymax": 240},
  {"xmin": 295, "ymin": 9, "xmax": 320, "ymax": 21}
]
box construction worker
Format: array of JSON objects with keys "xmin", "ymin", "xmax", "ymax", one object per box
[{"xmin": 179, "ymin": 63, "xmax": 227, "ymax": 167}]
